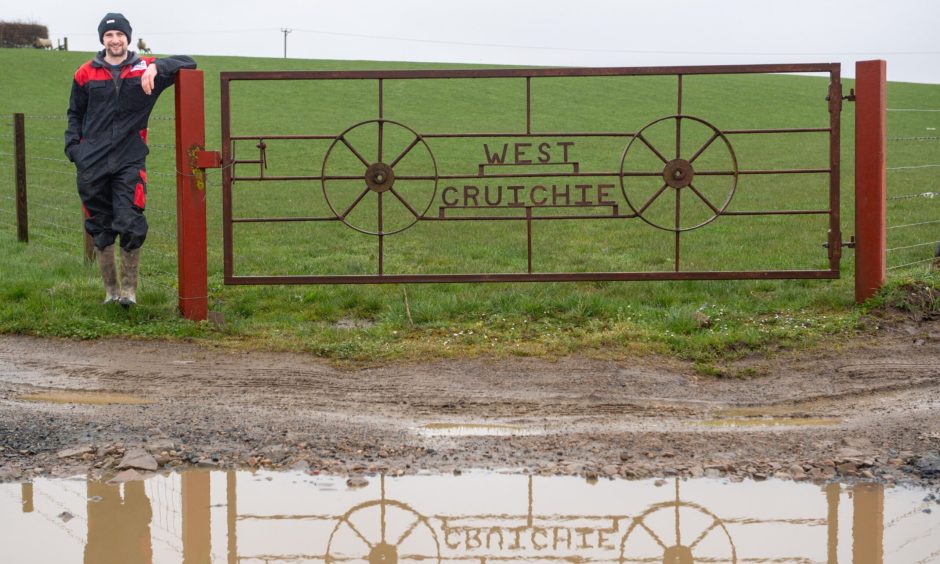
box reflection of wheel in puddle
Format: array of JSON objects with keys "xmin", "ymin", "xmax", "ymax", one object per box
[
  {"xmin": 321, "ymin": 119, "xmax": 438, "ymax": 236},
  {"xmin": 619, "ymin": 478, "xmax": 736, "ymax": 564},
  {"xmin": 619, "ymin": 115, "xmax": 738, "ymax": 232},
  {"xmin": 325, "ymin": 488, "xmax": 441, "ymax": 563}
]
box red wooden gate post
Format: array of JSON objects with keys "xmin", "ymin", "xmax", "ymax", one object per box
[
  {"xmin": 174, "ymin": 69, "xmax": 209, "ymax": 321},
  {"xmin": 854, "ymin": 60, "xmax": 887, "ymax": 304}
]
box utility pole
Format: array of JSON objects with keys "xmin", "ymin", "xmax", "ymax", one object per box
[{"xmin": 281, "ymin": 28, "xmax": 292, "ymax": 59}]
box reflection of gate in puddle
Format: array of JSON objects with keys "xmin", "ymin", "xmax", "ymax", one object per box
[
  {"xmin": 230, "ymin": 474, "xmax": 834, "ymax": 563},
  {"xmin": 325, "ymin": 478, "xmax": 442, "ymax": 563},
  {"xmin": 619, "ymin": 479, "xmax": 736, "ymax": 563},
  {"xmin": 8, "ymin": 472, "xmax": 932, "ymax": 563}
]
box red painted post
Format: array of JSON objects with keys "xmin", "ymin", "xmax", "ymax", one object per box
[
  {"xmin": 174, "ymin": 70, "xmax": 209, "ymax": 321},
  {"xmin": 854, "ymin": 60, "xmax": 887, "ymax": 304}
]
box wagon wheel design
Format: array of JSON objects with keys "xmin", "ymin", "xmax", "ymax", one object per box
[
  {"xmin": 619, "ymin": 478, "xmax": 737, "ymax": 564},
  {"xmin": 619, "ymin": 115, "xmax": 738, "ymax": 232},
  {"xmin": 322, "ymin": 119, "xmax": 438, "ymax": 236},
  {"xmin": 325, "ymin": 485, "xmax": 441, "ymax": 563}
]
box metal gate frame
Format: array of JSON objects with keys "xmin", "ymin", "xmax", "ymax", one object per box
[
  {"xmin": 218, "ymin": 63, "xmax": 845, "ymax": 286},
  {"xmin": 171, "ymin": 62, "xmax": 889, "ymax": 321}
]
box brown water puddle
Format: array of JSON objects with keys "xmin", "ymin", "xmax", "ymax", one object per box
[
  {"xmin": 16, "ymin": 390, "xmax": 153, "ymax": 405},
  {"xmin": 418, "ymin": 423, "xmax": 542, "ymax": 436},
  {"xmin": 717, "ymin": 406, "xmax": 821, "ymax": 418},
  {"xmin": 2, "ymin": 471, "xmax": 937, "ymax": 563},
  {"xmin": 700, "ymin": 417, "xmax": 842, "ymax": 428}
]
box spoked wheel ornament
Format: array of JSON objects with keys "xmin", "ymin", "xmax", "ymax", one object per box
[
  {"xmin": 325, "ymin": 477, "xmax": 441, "ymax": 563},
  {"xmin": 619, "ymin": 478, "xmax": 737, "ymax": 564},
  {"xmin": 620, "ymin": 115, "xmax": 739, "ymax": 232},
  {"xmin": 322, "ymin": 119, "xmax": 438, "ymax": 236}
]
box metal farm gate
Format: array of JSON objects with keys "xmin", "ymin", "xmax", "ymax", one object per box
[{"xmin": 218, "ymin": 64, "xmax": 845, "ymax": 285}]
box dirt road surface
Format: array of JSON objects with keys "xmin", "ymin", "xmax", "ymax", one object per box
[{"xmin": 0, "ymin": 313, "xmax": 938, "ymax": 485}]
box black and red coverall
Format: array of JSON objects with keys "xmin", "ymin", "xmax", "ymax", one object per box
[{"xmin": 65, "ymin": 51, "xmax": 196, "ymax": 250}]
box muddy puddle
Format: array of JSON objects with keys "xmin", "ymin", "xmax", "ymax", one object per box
[
  {"xmin": 2, "ymin": 472, "xmax": 938, "ymax": 563},
  {"xmin": 16, "ymin": 391, "xmax": 153, "ymax": 405},
  {"xmin": 418, "ymin": 423, "xmax": 544, "ymax": 437},
  {"xmin": 699, "ymin": 417, "xmax": 843, "ymax": 428}
]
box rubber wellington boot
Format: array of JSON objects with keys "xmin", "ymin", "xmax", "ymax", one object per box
[
  {"xmin": 97, "ymin": 245, "xmax": 121, "ymax": 304},
  {"xmin": 119, "ymin": 247, "xmax": 141, "ymax": 308}
]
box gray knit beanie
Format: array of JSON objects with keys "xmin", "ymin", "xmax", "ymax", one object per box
[{"xmin": 98, "ymin": 13, "xmax": 132, "ymax": 44}]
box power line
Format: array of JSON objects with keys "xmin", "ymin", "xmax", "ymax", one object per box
[
  {"xmin": 58, "ymin": 28, "xmax": 276, "ymax": 37},
  {"xmin": 291, "ymin": 27, "xmax": 940, "ymax": 57},
  {"xmin": 49, "ymin": 26, "xmax": 940, "ymax": 57}
]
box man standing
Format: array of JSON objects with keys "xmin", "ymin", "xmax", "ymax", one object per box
[{"xmin": 65, "ymin": 13, "xmax": 196, "ymax": 306}]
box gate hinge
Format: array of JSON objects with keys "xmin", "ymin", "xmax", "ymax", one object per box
[
  {"xmin": 823, "ymin": 235, "xmax": 856, "ymax": 249},
  {"xmin": 825, "ymin": 88, "xmax": 855, "ymax": 103}
]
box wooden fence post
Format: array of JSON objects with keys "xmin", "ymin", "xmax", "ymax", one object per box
[{"xmin": 13, "ymin": 113, "xmax": 28, "ymax": 243}]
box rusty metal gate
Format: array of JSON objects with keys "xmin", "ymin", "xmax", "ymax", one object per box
[{"xmin": 220, "ymin": 63, "xmax": 843, "ymax": 284}]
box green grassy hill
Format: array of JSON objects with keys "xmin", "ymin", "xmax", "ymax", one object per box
[{"xmin": 0, "ymin": 48, "xmax": 937, "ymax": 364}]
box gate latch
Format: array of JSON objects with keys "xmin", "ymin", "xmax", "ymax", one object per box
[
  {"xmin": 826, "ymin": 88, "xmax": 855, "ymax": 102},
  {"xmin": 195, "ymin": 149, "xmax": 222, "ymax": 169},
  {"xmin": 823, "ymin": 235, "xmax": 856, "ymax": 249}
]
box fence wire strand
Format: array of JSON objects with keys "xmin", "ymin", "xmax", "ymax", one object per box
[
  {"xmin": 887, "ymin": 164, "xmax": 940, "ymax": 171},
  {"xmin": 3, "ymin": 84, "xmax": 936, "ymax": 302},
  {"xmin": 887, "ymin": 257, "xmax": 938, "ymax": 271},
  {"xmin": 887, "ymin": 192, "xmax": 939, "ymax": 201},
  {"xmin": 21, "ymin": 166, "xmax": 76, "ymax": 177},
  {"xmin": 886, "ymin": 241, "xmax": 937, "ymax": 253},
  {"xmin": 887, "ymin": 219, "xmax": 940, "ymax": 230},
  {"xmin": 23, "ymin": 155, "xmax": 72, "ymax": 164}
]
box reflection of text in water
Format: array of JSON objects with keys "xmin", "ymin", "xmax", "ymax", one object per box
[{"xmin": 3, "ymin": 471, "xmax": 937, "ymax": 563}]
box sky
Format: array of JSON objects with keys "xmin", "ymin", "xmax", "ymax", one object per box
[{"xmin": 6, "ymin": 0, "xmax": 940, "ymax": 84}]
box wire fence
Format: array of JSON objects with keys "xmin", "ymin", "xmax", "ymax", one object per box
[
  {"xmin": 0, "ymin": 112, "xmax": 223, "ymax": 297},
  {"xmin": 885, "ymin": 106, "xmax": 940, "ymax": 273},
  {"xmin": 0, "ymin": 100, "xmax": 936, "ymax": 305}
]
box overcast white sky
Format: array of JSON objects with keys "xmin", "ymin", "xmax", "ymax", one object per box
[{"xmin": 7, "ymin": 0, "xmax": 940, "ymax": 84}]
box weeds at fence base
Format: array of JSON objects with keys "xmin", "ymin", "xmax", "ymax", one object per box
[{"xmin": 868, "ymin": 276, "xmax": 940, "ymax": 321}]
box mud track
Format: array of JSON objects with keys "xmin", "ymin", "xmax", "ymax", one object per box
[{"xmin": 0, "ymin": 315, "xmax": 938, "ymax": 485}]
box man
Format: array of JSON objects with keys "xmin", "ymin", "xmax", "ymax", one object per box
[{"xmin": 65, "ymin": 13, "xmax": 196, "ymax": 306}]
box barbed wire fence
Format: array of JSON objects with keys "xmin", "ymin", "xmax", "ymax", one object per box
[
  {"xmin": 0, "ymin": 112, "xmax": 227, "ymax": 304},
  {"xmin": 885, "ymin": 107, "xmax": 940, "ymax": 274}
]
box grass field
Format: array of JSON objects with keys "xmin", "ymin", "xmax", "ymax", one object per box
[{"xmin": 0, "ymin": 48, "xmax": 937, "ymax": 364}]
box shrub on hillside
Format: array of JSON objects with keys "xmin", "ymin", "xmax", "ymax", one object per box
[{"xmin": 0, "ymin": 21, "xmax": 48, "ymax": 48}]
